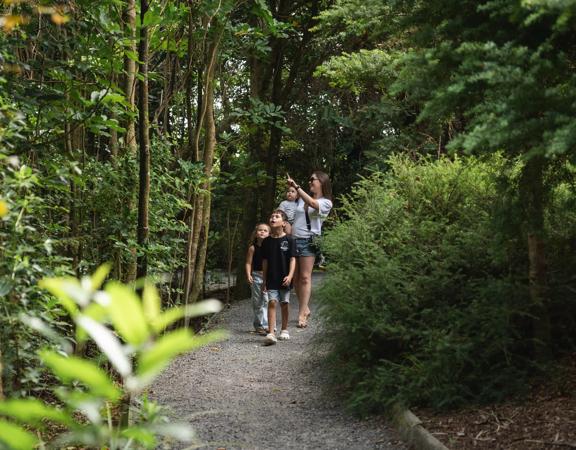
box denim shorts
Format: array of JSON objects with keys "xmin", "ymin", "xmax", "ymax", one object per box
[
  {"xmin": 295, "ymin": 237, "xmax": 316, "ymax": 257},
  {"xmin": 267, "ymin": 289, "xmax": 290, "ymax": 304}
]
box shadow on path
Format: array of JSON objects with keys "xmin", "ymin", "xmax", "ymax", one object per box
[{"xmin": 152, "ymin": 272, "xmax": 407, "ymax": 450}]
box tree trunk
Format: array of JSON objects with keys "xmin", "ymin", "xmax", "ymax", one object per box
[
  {"xmin": 184, "ymin": 193, "xmax": 204, "ymax": 303},
  {"xmin": 189, "ymin": 62, "xmax": 217, "ymax": 305},
  {"xmin": 262, "ymin": 30, "xmax": 285, "ymax": 214},
  {"xmin": 118, "ymin": 0, "xmax": 138, "ymax": 284},
  {"xmin": 183, "ymin": 20, "xmax": 222, "ymax": 314},
  {"xmin": 64, "ymin": 117, "xmax": 85, "ymax": 275},
  {"xmin": 108, "ymin": 56, "xmax": 119, "ymax": 158},
  {"xmin": 190, "ymin": 192, "xmax": 212, "ymax": 304},
  {"xmin": 182, "ymin": 5, "xmax": 197, "ymax": 161},
  {"xmin": 182, "ymin": 66, "xmax": 207, "ymax": 303},
  {"xmin": 520, "ymin": 155, "xmax": 550, "ymax": 359},
  {"xmin": 225, "ymin": 212, "xmax": 240, "ymax": 304},
  {"xmin": 136, "ymin": 0, "xmax": 151, "ymax": 280},
  {"xmin": 264, "ymin": 125, "xmax": 283, "ymax": 214},
  {"xmin": 123, "ymin": 0, "xmax": 137, "ymax": 155}
]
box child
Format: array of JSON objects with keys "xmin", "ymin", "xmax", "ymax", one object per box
[
  {"xmin": 278, "ymin": 186, "xmax": 299, "ymax": 235},
  {"xmin": 245, "ymin": 223, "xmax": 271, "ymax": 335},
  {"xmin": 261, "ymin": 210, "xmax": 296, "ymax": 345}
]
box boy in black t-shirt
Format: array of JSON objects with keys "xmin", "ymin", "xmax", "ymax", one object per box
[{"xmin": 262, "ymin": 209, "xmax": 296, "ymax": 345}]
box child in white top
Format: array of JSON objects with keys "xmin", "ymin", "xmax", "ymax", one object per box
[{"xmin": 278, "ymin": 186, "xmax": 299, "ymax": 235}]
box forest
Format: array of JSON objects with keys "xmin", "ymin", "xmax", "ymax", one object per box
[{"xmin": 0, "ymin": 0, "xmax": 576, "ymax": 448}]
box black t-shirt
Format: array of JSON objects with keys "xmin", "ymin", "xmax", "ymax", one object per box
[
  {"xmin": 262, "ymin": 234, "xmax": 296, "ymax": 290},
  {"xmin": 252, "ymin": 242, "xmax": 263, "ymax": 271}
]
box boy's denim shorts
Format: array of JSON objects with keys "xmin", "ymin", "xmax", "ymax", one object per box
[
  {"xmin": 295, "ymin": 237, "xmax": 316, "ymax": 257},
  {"xmin": 267, "ymin": 289, "xmax": 290, "ymax": 304}
]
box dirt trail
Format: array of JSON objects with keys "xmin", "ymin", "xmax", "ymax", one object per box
[{"xmin": 152, "ymin": 273, "xmax": 407, "ymax": 450}]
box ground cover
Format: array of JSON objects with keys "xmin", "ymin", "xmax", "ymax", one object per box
[{"xmin": 416, "ymin": 354, "xmax": 576, "ymax": 449}]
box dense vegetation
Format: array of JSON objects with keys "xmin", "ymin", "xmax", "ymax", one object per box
[
  {"xmin": 0, "ymin": 0, "xmax": 575, "ymax": 444},
  {"xmin": 318, "ymin": 156, "xmax": 576, "ymax": 411},
  {"xmin": 313, "ymin": 0, "xmax": 576, "ymax": 411}
]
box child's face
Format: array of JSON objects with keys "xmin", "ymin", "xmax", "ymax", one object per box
[
  {"xmin": 256, "ymin": 225, "xmax": 270, "ymax": 240},
  {"xmin": 286, "ymin": 187, "xmax": 298, "ymax": 201},
  {"xmin": 269, "ymin": 212, "xmax": 285, "ymax": 230}
]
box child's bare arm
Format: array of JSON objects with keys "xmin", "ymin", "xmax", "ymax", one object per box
[
  {"xmin": 245, "ymin": 245, "xmax": 255, "ymax": 284},
  {"xmin": 283, "ymin": 256, "xmax": 296, "ymax": 286},
  {"xmin": 262, "ymin": 259, "xmax": 268, "ymax": 291}
]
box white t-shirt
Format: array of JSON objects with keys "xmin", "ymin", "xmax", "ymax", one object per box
[{"xmin": 292, "ymin": 197, "xmax": 333, "ymax": 238}]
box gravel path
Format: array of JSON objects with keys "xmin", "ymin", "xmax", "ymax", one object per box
[{"xmin": 152, "ymin": 273, "xmax": 408, "ymax": 450}]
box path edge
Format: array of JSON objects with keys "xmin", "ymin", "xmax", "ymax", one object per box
[{"xmin": 391, "ymin": 405, "xmax": 450, "ymax": 450}]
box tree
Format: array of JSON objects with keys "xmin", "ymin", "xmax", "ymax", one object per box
[
  {"xmin": 314, "ymin": 0, "xmax": 576, "ymax": 357},
  {"xmin": 136, "ymin": 0, "xmax": 151, "ymax": 281}
]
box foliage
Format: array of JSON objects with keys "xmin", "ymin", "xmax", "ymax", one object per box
[
  {"xmin": 0, "ymin": 266, "xmax": 226, "ymax": 449},
  {"xmin": 317, "ymin": 155, "xmax": 576, "ymax": 411},
  {"xmin": 0, "ymin": 158, "xmax": 73, "ymax": 397},
  {"xmin": 1, "ymin": 0, "xmax": 575, "ymax": 422},
  {"xmin": 0, "ymin": 136, "xmax": 203, "ymax": 396},
  {"xmin": 312, "ymin": 0, "xmax": 576, "ymax": 178}
]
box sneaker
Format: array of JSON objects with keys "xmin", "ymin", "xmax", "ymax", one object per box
[
  {"xmin": 264, "ymin": 333, "xmax": 277, "ymax": 345},
  {"xmin": 278, "ymin": 330, "xmax": 290, "ymax": 340}
]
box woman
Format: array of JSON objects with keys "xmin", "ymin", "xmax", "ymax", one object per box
[{"xmin": 286, "ymin": 171, "xmax": 333, "ymax": 328}]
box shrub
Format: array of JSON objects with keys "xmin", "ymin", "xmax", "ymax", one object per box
[
  {"xmin": 0, "ymin": 266, "xmax": 225, "ymax": 449},
  {"xmin": 317, "ymin": 154, "xmax": 576, "ymax": 412}
]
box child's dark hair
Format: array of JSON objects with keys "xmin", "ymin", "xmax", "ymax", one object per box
[
  {"xmin": 271, "ymin": 209, "xmax": 288, "ymax": 222},
  {"xmin": 287, "ymin": 185, "xmax": 299, "ymax": 202},
  {"xmin": 249, "ymin": 222, "xmax": 270, "ymax": 246}
]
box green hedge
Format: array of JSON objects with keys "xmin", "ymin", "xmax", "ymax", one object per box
[{"xmin": 316, "ymin": 154, "xmax": 576, "ymax": 412}]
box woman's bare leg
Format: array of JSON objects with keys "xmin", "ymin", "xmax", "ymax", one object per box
[{"xmin": 295, "ymin": 255, "xmax": 315, "ymax": 326}]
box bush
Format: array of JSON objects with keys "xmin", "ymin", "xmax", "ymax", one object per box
[
  {"xmin": 316, "ymin": 154, "xmax": 576, "ymax": 412},
  {"xmin": 0, "ymin": 266, "xmax": 226, "ymax": 449}
]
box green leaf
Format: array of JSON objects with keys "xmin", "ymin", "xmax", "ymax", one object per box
[
  {"xmin": 76, "ymin": 315, "xmax": 132, "ymax": 377},
  {"xmin": 142, "ymin": 283, "xmax": 161, "ymax": 324},
  {"xmin": 53, "ymin": 390, "xmax": 104, "ymax": 425},
  {"xmin": 152, "ymin": 422, "xmax": 196, "ymax": 442},
  {"xmin": 102, "ymin": 93, "xmax": 128, "ymax": 106},
  {"xmin": 124, "ymin": 49, "xmax": 140, "ymax": 63},
  {"xmin": 0, "ymin": 278, "xmax": 13, "ymax": 297},
  {"xmin": 82, "ymin": 302, "xmax": 108, "ymax": 323},
  {"xmin": 76, "ymin": 302, "xmax": 107, "ymax": 343},
  {"xmin": 0, "ymin": 420, "xmax": 38, "ymax": 450},
  {"xmin": 137, "ymin": 329, "xmax": 227, "ymax": 385},
  {"xmin": 90, "ymin": 263, "xmax": 112, "ymax": 290},
  {"xmin": 252, "ymin": 0, "xmax": 276, "ymax": 33},
  {"xmin": 0, "ymin": 399, "xmax": 71, "ymax": 426},
  {"xmin": 143, "ymin": 9, "xmax": 162, "ymax": 27},
  {"xmin": 150, "ymin": 299, "xmax": 222, "ymax": 334},
  {"xmin": 19, "ymin": 313, "xmax": 74, "ymax": 355},
  {"xmin": 105, "ymin": 282, "xmax": 150, "ymax": 345},
  {"xmin": 40, "ymin": 350, "xmax": 121, "ymax": 401},
  {"xmin": 122, "ymin": 427, "xmax": 156, "ymax": 446},
  {"xmin": 39, "ymin": 277, "xmax": 80, "ymax": 316}
]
